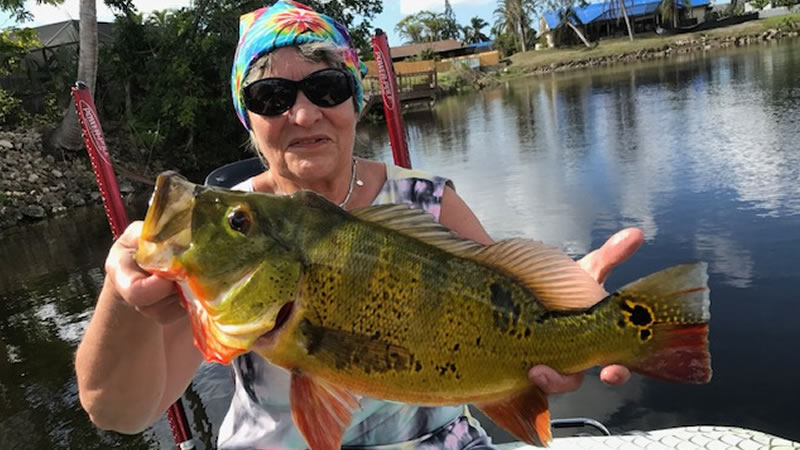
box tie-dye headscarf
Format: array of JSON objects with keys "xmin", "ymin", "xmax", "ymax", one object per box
[{"xmin": 231, "ymin": 0, "xmax": 368, "ymax": 130}]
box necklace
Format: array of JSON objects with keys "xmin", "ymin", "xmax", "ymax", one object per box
[
  {"xmin": 338, "ymin": 158, "xmax": 363, "ymax": 208},
  {"xmin": 272, "ymin": 158, "xmax": 363, "ymax": 208}
]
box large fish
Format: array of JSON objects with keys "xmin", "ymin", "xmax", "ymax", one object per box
[{"xmin": 136, "ymin": 172, "xmax": 712, "ymax": 449}]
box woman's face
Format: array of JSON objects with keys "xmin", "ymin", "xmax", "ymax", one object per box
[{"xmin": 247, "ymin": 47, "xmax": 358, "ymax": 186}]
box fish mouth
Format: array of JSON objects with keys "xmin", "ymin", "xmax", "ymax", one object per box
[
  {"xmin": 255, "ymin": 301, "xmax": 296, "ymax": 348},
  {"xmin": 136, "ymin": 172, "xmax": 201, "ymax": 276}
]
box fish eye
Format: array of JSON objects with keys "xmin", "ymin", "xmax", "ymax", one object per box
[{"xmin": 227, "ymin": 207, "xmax": 252, "ymax": 234}]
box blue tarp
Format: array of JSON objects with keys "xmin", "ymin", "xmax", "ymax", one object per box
[
  {"xmin": 467, "ymin": 41, "xmax": 494, "ymax": 49},
  {"xmin": 542, "ymin": 0, "xmax": 710, "ymax": 29}
]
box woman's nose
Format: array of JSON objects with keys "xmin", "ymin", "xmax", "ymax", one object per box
[{"xmin": 288, "ymin": 90, "xmax": 322, "ymax": 126}]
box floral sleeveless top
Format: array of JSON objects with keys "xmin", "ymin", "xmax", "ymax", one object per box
[{"xmin": 219, "ymin": 164, "xmax": 494, "ymax": 449}]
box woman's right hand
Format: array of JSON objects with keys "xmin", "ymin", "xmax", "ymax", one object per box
[
  {"xmin": 77, "ymin": 221, "xmax": 201, "ymax": 433},
  {"xmin": 105, "ymin": 221, "xmax": 185, "ymax": 325}
]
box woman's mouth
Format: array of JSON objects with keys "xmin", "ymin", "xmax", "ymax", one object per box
[{"xmin": 289, "ymin": 136, "xmax": 330, "ymax": 148}]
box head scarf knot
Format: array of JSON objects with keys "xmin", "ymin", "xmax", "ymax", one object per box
[{"xmin": 231, "ymin": 0, "xmax": 368, "ymax": 130}]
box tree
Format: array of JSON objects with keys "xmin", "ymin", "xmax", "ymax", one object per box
[
  {"xmin": 462, "ymin": 16, "xmax": 490, "ymax": 44},
  {"xmin": 0, "ymin": 0, "xmax": 62, "ymax": 22},
  {"xmin": 0, "ymin": 28, "xmax": 40, "ymax": 126},
  {"xmin": 45, "ymin": 0, "xmax": 382, "ymax": 155},
  {"xmin": 395, "ymin": 10, "xmax": 459, "ymax": 44},
  {"xmin": 658, "ymin": 0, "xmax": 684, "ymax": 28},
  {"xmin": 604, "ymin": 0, "xmax": 634, "ymax": 40},
  {"xmin": 288, "ymin": 0, "xmax": 381, "ymax": 59},
  {"xmin": 47, "ymin": 0, "xmax": 98, "ymax": 152},
  {"xmin": 91, "ymin": 0, "xmax": 384, "ymax": 171},
  {"xmin": 494, "ymin": 0, "xmax": 538, "ymax": 53},
  {"xmin": 442, "ymin": 0, "xmax": 462, "ymax": 40},
  {"xmin": 547, "ymin": 0, "xmax": 593, "ymax": 48},
  {"xmin": 491, "ymin": 23, "xmax": 520, "ymax": 56},
  {"xmin": 396, "ymin": 13, "xmax": 428, "ymax": 43}
]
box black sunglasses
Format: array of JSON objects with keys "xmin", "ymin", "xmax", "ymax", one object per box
[{"xmin": 243, "ymin": 68, "xmax": 356, "ymax": 117}]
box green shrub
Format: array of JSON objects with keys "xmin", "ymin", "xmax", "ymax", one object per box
[{"xmin": 0, "ymin": 88, "xmax": 28, "ymax": 127}]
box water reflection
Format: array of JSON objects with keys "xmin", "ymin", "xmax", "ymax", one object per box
[
  {"xmin": 0, "ymin": 209, "xmax": 160, "ymax": 449},
  {"xmin": 360, "ymin": 40, "xmax": 800, "ymax": 442}
]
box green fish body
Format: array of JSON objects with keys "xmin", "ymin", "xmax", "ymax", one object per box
[{"xmin": 136, "ymin": 172, "xmax": 711, "ymax": 449}]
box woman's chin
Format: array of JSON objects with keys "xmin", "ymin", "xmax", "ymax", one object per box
[{"xmin": 284, "ymin": 152, "xmax": 344, "ymax": 179}]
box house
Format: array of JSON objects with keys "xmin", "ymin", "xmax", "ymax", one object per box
[
  {"xmin": 540, "ymin": 0, "xmax": 711, "ymax": 47},
  {"xmin": 388, "ymin": 39, "xmax": 473, "ymax": 62},
  {"xmin": 32, "ymin": 20, "xmax": 115, "ymax": 51}
]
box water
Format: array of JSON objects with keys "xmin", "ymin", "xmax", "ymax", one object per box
[{"xmin": 2, "ymin": 40, "xmax": 799, "ymax": 448}]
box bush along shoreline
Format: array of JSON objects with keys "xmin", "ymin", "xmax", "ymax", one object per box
[{"xmin": 0, "ymin": 129, "xmax": 158, "ymax": 231}]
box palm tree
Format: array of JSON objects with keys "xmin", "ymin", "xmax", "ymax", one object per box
[
  {"xmin": 604, "ymin": 0, "xmax": 634, "ymax": 40},
  {"xmin": 545, "ymin": 0, "xmax": 593, "ymax": 48},
  {"xmin": 462, "ymin": 16, "xmax": 490, "ymax": 44},
  {"xmin": 396, "ymin": 14, "xmax": 427, "ymax": 43},
  {"xmin": 48, "ymin": 0, "xmax": 98, "ymax": 151},
  {"xmin": 494, "ymin": 0, "xmax": 537, "ymax": 53},
  {"xmin": 395, "ymin": 11, "xmax": 452, "ymax": 43},
  {"xmin": 558, "ymin": 5, "xmax": 594, "ymax": 47},
  {"xmin": 418, "ymin": 11, "xmax": 448, "ymax": 41},
  {"xmin": 658, "ymin": 0, "xmax": 683, "ymax": 29},
  {"xmin": 147, "ymin": 9, "xmax": 173, "ymax": 27}
]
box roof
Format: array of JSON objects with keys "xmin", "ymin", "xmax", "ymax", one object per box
[
  {"xmin": 390, "ymin": 39, "xmax": 465, "ymax": 59},
  {"xmin": 32, "ymin": 20, "xmax": 114, "ymax": 49},
  {"xmin": 467, "ymin": 40, "xmax": 494, "ymax": 49},
  {"xmin": 543, "ymin": 0, "xmax": 710, "ymax": 29}
]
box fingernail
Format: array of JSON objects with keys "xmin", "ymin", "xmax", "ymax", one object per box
[
  {"xmin": 533, "ymin": 374, "xmax": 549, "ymax": 387},
  {"xmin": 604, "ymin": 373, "xmax": 621, "ymax": 385},
  {"xmin": 610, "ymin": 231, "xmax": 628, "ymax": 246}
]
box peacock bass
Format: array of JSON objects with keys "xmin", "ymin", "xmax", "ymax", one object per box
[{"xmin": 136, "ymin": 172, "xmax": 712, "ymax": 449}]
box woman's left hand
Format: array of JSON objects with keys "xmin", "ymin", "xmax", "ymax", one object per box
[{"xmin": 528, "ymin": 228, "xmax": 645, "ymax": 394}]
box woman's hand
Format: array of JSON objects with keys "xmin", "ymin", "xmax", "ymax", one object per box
[
  {"xmin": 528, "ymin": 228, "xmax": 645, "ymax": 394},
  {"xmin": 105, "ymin": 221, "xmax": 184, "ymax": 325}
]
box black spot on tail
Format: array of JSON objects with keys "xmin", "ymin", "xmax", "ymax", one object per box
[
  {"xmin": 640, "ymin": 329, "xmax": 652, "ymax": 341},
  {"xmin": 626, "ymin": 303, "xmax": 654, "ymax": 327}
]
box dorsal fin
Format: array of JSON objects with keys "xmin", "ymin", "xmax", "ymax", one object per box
[
  {"xmin": 291, "ymin": 190, "xmax": 349, "ymax": 215},
  {"xmin": 351, "ymin": 204, "xmax": 607, "ymax": 310},
  {"xmin": 351, "ymin": 204, "xmax": 485, "ymax": 255},
  {"xmin": 472, "ymin": 239, "xmax": 608, "ymax": 309}
]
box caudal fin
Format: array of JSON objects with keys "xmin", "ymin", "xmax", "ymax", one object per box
[{"xmin": 615, "ymin": 262, "xmax": 712, "ymax": 384}]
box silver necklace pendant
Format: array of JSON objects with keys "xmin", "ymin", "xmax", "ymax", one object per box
[{"xmin": 338, "ymin": 158, "xmax": 359, "ymax": 208}]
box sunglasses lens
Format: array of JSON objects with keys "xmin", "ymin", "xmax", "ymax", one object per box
[
  {"xmin": 244, "ymin": 79, "xmax": 296, "ymax": 116},
  {"xmin": 303, "ymin": 69, "xmax": 353, "ymax": 107},
  {"xmin": 243, "ymin": 69, "xmax": 354, "ymax": 116}
]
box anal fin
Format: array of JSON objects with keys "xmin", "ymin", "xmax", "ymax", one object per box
[
  {"xmin": 290, "ymin": 371, "xmax": 361, "ymax": 450},
  {"xmin": 476, "ymin": 386, "xmax": 551, "ymax": 447}
]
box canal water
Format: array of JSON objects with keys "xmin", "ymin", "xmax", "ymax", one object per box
[{"xmin": 1, "ymin": 40, "xmax": 798, "ymax": 448}]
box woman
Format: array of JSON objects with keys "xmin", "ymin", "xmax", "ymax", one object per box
[{"xmin": 75, "ymin": 1, "xmax": 641, "ymax": 448}]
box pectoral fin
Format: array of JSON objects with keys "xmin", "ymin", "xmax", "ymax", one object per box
[
  {"xmin": 290, "ymin": 371, "xmax": 360, "ymax": 450},
  {"xmin": 476, "ymin": 386, "xmax": 551, "ymax": 447}
]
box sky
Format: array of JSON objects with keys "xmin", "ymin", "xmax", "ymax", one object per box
[{"xmin": 2, "ymin": 0, "xmax": 499, "ymax": 46}]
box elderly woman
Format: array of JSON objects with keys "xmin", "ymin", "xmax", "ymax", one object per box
[{"xmin": 75, "ymin": 1, "xmax": 641, "ymax": 448}]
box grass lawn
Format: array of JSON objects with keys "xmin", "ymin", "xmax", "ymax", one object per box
[{"xmin": 508, "ymin": 13, "xmax": 800, "ymax": 72}]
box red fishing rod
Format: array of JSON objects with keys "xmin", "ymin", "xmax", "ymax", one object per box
[
  {"xmin": 71, "ymin": 81, "xmax": 196, "ymax": 450},
  {"xmin": 371, "ymin": 29, "xmax": 412, "ymax": 169}
]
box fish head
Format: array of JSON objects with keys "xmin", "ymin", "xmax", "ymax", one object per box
[{"xmin": 136, "ymin": 171, "xmax": 303, "ymax": 364}]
